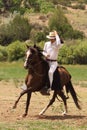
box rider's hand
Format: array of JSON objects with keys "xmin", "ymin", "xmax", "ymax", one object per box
[
  {"xmin": 54, "ymin": 30, "xmax": 58, "ymax": 35},
  {"xmin": 46, "ymin": 54, "xmax": 50, "ymax": 59}
]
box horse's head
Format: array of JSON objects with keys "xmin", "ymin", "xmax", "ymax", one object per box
[{"xmin": 24, "ymin": 45, "xmax": 43, "ymax": 69}]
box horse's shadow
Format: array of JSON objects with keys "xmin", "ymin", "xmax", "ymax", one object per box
[{"xmin": 36, "ymin": 114, "xmax": 86, "ymax": 121}]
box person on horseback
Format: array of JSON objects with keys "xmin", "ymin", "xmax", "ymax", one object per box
[{"xmin": 43, "ymin": 30, "xmax": 63, "ymax": 94}]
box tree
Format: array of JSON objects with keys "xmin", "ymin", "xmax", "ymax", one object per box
[
  {"xmin": 48, "ymin": 7, "xmax": 73, "ymax": 39},
  {"xmin": 0, "ymin": 15, "xmax": 32, "ymax": 45},
  {"xmin": 48, "ymin": 7, "xmax": 84, "ymax": 39}
]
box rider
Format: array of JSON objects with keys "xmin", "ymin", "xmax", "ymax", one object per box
[{"xmin": 43, "ymin": 30, "xmax": 63, "ymax": 93}]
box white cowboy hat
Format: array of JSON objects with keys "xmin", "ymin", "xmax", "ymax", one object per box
[{"xmin": 46, "ymin": 31, "xmax": 56, "ymax": 39}]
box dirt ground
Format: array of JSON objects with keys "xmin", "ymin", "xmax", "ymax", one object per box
[{"xmin": 0, "ymin": 80, "xmax": 87, "ymax": 127}]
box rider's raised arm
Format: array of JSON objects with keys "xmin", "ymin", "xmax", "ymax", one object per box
[{"xmin": 54, "ymin": 31, "xmax": 63, "ymax": 48}]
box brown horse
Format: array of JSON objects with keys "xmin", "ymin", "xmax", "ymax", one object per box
[{"xmin": 13, "ymin": 45, "xmax": 81, "ymax": 117}]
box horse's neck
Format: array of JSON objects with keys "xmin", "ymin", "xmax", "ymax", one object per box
[
  {"xmin": 28, "ymin": 59, "xmax": 43, "ymax": 73},
  {"xmin": 35, "ymin": 59, "xmax": 43, "ymax": 71}
]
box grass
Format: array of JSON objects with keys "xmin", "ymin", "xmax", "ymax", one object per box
[
  {"xmin": 64, "ymin": 65, "xmax": 87, "ymax": 87},
  {"xmin": 0, "ymin": 61, "xmax": 26, "ymax": 80},
  {"xmin": 64, "ymin": 65, "xmax": 87, "ymax": 81},
  {"xmin": 0, "ymin": 120, "xmax": 87, "ymax": 130},
  {"xmin": 0, "ymin": 62, "xmax": 87, "ymax": 87}
]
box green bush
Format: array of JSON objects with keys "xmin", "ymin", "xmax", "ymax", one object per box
[
  {"xmin": 0, "ymin": 15, "xmax": 32, "ymax": 46},
  {"xmin": 58, "ymin": 40, "xmax": 87, "ymax": 64},
  {"xmin": 30, "ymin": 26, "xmax": 49, "ymax": 43},
  {"xmin": 73, "ymin": 40, "xmax": 87, "ymax": 64},
  {"xmin": 71, "ymin": 30, "xmax": 84, "ymax": 39},
  {"xmin": 7, "ymin": 41, "xmax": 26, "ymax": 61},
  {"xmin": 0, "ymin": 24, "xmax": 13, "ymax": 46},
  {"xmin": 48, "ymin": 8, "xmax": 74, "ymax": 39},
  {"xmin": 40, "ymin": 1, "xmax": 54, "ymax": 13},
  {"xmin": 0, "ymin": 45, "xmax": 8, "ymax": 61},
  {"xmin": 10, "ymin": 15, "xmax": 31, "ymax": 41},
  {"xmin": 58, "ymin": 45, "xmax": 75, "ymax": 64},
  {"xmin": 84, "ymin": 0, "xmax": 87, "ymax": 4},
  {"xmin": 35, "ymin": 32, "xmax": 46, "ymax": 42},
  {"xmin": 0, "ymin": 0, "xmax": 3, "ymax": 8},
  {"xmin": 48, "ymin": 7, "xmax": 84, "ymax": 40}
]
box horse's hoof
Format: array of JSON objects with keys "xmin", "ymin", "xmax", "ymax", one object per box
[
  {"xmin": 22, "ymin": 113, "xmax": 27, "ymax": 117},
  {"xmin": 39, "ymin": 112, "xmax": 43, "ymax": 116},
  {"xmin": 12, "ymin": 105, "xmax": 16, "ymax": 109},
  {"xmin": 62, "ymin": 111, "xmax": 67, "ymax": 116}
]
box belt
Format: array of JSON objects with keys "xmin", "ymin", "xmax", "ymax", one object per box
[{"xmin": 47, "ymin": 59, "xmax": 57, "ymax": 62}]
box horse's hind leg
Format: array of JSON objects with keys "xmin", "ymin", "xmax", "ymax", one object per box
[
  {"xmin": 58, "ymin": 90, "xmax": 67, "ymax": 115},
  {"xmin": 39, "ymin": 91, "xmax": 57, "ymax": 115}
]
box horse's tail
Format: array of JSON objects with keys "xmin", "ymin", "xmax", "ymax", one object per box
[{"xmin": 66, "ymin": 80, "xmax": 81, "ymax": 110}]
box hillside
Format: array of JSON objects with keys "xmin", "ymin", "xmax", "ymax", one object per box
[
  {"xmin": 0, "ymin": 1, "xmax": 87, "ymax": 39},
  {"xmin": 23, "ymin": 7, "xmax": 87, "ymax": 37},
  {"xmin": 65, "ymin": 7, "xmax": 87, "ymax": 37}
]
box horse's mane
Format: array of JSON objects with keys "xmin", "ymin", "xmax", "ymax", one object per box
[{"xmin": 34, "ymin": 45, "xmax": 49, "ymax": 70}]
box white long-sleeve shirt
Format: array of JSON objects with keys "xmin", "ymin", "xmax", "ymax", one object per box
[{"xmin": 43, "ymin": 34, "xmax": 62, "ymax": 60}]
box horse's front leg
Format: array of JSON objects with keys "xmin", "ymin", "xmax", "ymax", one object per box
[
  {"xmin": 39, "ymin": 91, "xmax": 57, "ymax": 115},
  {"xmin": 23, "ymin": 92, "xmax": 32, "ymax": 117},
  {"xmin": 13, "ymin": 89, "xmax": 29, "ymax": 109}
]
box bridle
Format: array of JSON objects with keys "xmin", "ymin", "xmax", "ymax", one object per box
[{"xmin": 25, "ymin": 50, "xmax": 46, "ymax": 77}]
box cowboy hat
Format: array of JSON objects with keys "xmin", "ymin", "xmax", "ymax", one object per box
[{"xmin": 46, "ymin": 31, "xmax": 56, "ymax": 39}]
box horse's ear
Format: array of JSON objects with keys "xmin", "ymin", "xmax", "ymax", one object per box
[
  {"xmin": 26, "ymin": 44, "xmax": 30, "ymax": 49},
  {"xmin": 33, "ymin": 44, "xmax": 36, "ymax": 48}
]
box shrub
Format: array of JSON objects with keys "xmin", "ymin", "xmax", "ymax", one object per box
[
  {"xmin": 71, "ymin": 30, "xmax": 84, "ymax": 39},
  {"xmin": 48, "ymin": 8, "xmax": 85, "ymax": 40},
  {"xmin": 7, "ymin": 41, "xmax": 26, "ymax": 61},
  {"xmin": 49, "ymin": 8, "xmax": 74, "ymax": 39},
  {"xmin": 35, "ymin": 32, "xmax": 46, "ymax": 42},
  {"xmin": 58, "ymin": 45, "xmax": 75, "ymax": 64},
  {"xmin": 73, "ymin": 40, "xmax": 87, "ymax": 64},
  {"xmin": 10, "ymin": 15, "xmax": 31, "ymax": 41},
  {"xmin": 30, "ymin": 25, "xmax": 49, "ymax": 43},
  {"xmin": 58, "ymin": 40, "xmax": 87, "ymax": 64},
  {"xmin": 84, "ymin": 0, "xmax": 87, "ymax": 4},
  {"xmin": 40, "ymin": 1, "xmax": 55, "ymax": 13},
  {"xmin": 0, "ymin": 24, "xmax": 13, "ymax": 46},
  {"xmin": 0, "ymin": 15, "xmax": 32, "ymax": 46},
  {"xmin": 0, "ymin": 45, "xmax": 8, "ymax": 61},
  {"xmin": 0, "ymin": 0, "xmax": 4, "ymax": 9}
]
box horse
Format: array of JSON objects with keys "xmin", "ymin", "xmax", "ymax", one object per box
[{"xmin": 13, "ymin": 45, "xmax": 81, "ymax": 117}]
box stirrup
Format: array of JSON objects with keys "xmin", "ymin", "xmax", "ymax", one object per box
[{"xmin": 40, "ymin": 87, "xmax": 50, "ymax": 96}]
